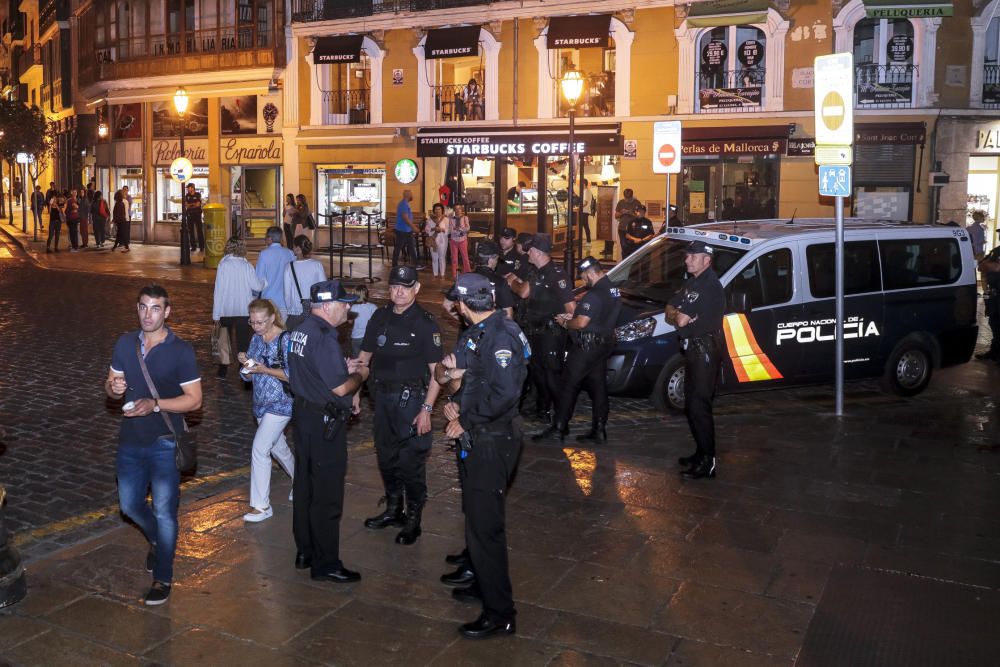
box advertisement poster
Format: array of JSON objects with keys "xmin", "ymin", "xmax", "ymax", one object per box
[
  {"xmin": 623, "ymin": 139, "xmax": 637, "ymax": 160},
  {"xmin": 220, "ymin": 96, "xmax": 257, "ymax": 134},
  {"xmin": 857, "ymin": 81, "xmax": 911, "ymax": 106},
  {"xmin": 113, "ymin": 103, "xmax": 142, "ymax": 140},
  {"xmin": 699, "ymin": 86, "xmax": 762, "ymax": 110},
  {"xmin": 257, "ymin": 92, "xmax": 282, "ymax": 134},
  {"xmin": 152, "ymin": 98, "xmax": 208, "ymax": 137}
]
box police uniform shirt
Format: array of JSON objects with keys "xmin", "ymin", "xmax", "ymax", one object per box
[
  {"xmin": 361, "ymin": 303, "xmax": 442, "ymax": 382},
  {"xmin": 453, "ymin": 312, "xmax": 530, "ymax": 430},
  {"xmin": 475, "ymin": 266, "xmax": 516, "ymax": 311},
  {"xmin": 498, "ymin": 248, "xmax": 524, "ymax": 278},
  {"xmin": 288, "ymin": 314, "xmax": 350, "ymax": 407},
  {"xmin": 528, "ymin": 262, "xmax": 574, "ymax": 323},
  {"xmin": 184, "ymin": 191, "xmax": 202, "ymax": 211},
  {"xmin": 576, "ymin": 275, "xmax": 622, "ymax": 336},
  {"xmin": 625, "ymin": 217, "xmax": 655, "ymax": 243},
  {"xmin": 668, "ymin": 267, "xmax": 725, "ymax": 339}
]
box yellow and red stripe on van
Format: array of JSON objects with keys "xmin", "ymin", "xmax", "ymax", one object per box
[{"xmin": 722, "ymin": 313, "xmax": 784, "ymax": 383}]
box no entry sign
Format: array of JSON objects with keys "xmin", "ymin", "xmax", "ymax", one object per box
[{"xmin": 653, "ymin": 121, "xmax": 681, "ymax": 175}]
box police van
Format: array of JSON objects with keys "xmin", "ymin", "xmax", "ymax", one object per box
[{"xmin": 606, "ymin": 219, "xmax": 978, "ymax": 411}]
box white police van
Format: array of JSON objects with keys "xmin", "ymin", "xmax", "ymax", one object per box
[{"xmin": 607, "ymin": 219, "xmax": 978, "ymax": 411}]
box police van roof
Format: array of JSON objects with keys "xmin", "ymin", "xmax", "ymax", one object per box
[{"xmin": 663, "ymin": 218, "xmax": 961, "ymax": 248}]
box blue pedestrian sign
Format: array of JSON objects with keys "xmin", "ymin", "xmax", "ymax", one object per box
[{"xmin": 819, "ymin": 165, "xmax": 852, "ymax": 197}]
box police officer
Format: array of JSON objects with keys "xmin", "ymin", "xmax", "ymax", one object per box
[
  {"xmin": 622, "ymin": 204, "xmax": 656, "ymax": 258},
  {"xmin": 435, "ymin": 272, "xmax": 529, "ymax": 639},
  {"xmin": 358, "ymin": 265, "xmax": 443, "ymax": 545},
  {"xmin": 288, "ymin": 280, "xmax": 368, "ymax": 582},
  {"xmin": 536, "ymin": 256, "xmax": 621, "ymax": 442},
  {"xmin": 496, "ymin": 227, "xmax": 525, "ymax": 279},
  {"xmin": 510, "ymin": 233, "xmax": 574, "ymax": 423},
  {"xmin": 976, "ymin": 246, "xmax": 1000, "ymax": 363},
  {"xmin": 443, "ymin": 240, "xmax": 515, "ymax": 322},
  {"xmin": 667, "ymin": 241, "xmax": 725, "ymax": 480}
]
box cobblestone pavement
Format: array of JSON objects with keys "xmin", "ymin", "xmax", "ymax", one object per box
[{"xmin": 2, "ymin": 223, "xmax": 1000, "ymax": 665}]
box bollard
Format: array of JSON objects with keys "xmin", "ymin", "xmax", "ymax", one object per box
[
  {"xmin": 0, "ymin": 486, "xmax": 27, "ymax": 608},
  {"xmin": 203, "ymin": 203, "xmax": 227, "ymax": 269}
]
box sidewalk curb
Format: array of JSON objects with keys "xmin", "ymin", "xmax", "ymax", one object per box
[{"xmin": 0, "ymin": 220, "xmax": 44, "ymax": 269}]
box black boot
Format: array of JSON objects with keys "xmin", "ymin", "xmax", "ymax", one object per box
[
  {"xmin": 681, "ymin": 456, "xmax": 716, "ymax": 480},
  {"xmin": 677, "ymin": 451, "xmax": 700, "ymax": 467},
  {"xmin": 445, "ymin": 548, "xmax": 470, "ymax": 566},
  {"xmin": 531, "ymin": 424, "xmax": 568, "ymax": 442},
  {"xmin": 395, "ymin": 501, "xmax": 423, "ymax": 545},
  {"xmin": 577, "ymin": 422, "xmax": 607, "ymax": 443},
  {"xmin": 364, "ymin": 493, "xmax": 405, "ymax": 529}
]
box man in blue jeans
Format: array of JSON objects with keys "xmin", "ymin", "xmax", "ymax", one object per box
[
  {"xmin": 393, "ymin": 189, "xmax": 421, "ymax": 268},
  {"xmin": 105, "ymin": 285, "xmax": 202, "ymax": 605}
]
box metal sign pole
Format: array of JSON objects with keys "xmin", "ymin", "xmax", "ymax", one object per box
[
  {"xmin": 665, "ymin": 172, "xmax": 671, "ymax": 227},
  {"xmin": 835, "ymin": 195, "xmax": 845, "ymax": 416}
]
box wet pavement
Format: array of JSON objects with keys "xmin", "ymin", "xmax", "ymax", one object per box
[{"xmin": 1, "ymin": 216, "xmax": 999, "ymax": 665}]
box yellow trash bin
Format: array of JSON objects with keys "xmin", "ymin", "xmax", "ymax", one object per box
[{"xmin": 203, "ymin": 203, "xmax": 227, "ymax": 269}]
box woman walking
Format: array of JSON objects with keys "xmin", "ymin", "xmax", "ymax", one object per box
[
  {"xmin": 293, "ymin": 194, "xmax": 315, "ymax": 244},
  {"xmin": 282, "ymin": 194, "xmax": 298, "ymax": 248},
  {"xmin": 111, "ymin": 190, "xmax": 130, "ymax": 252},
  {"xmin": 449, "ymin": 202, "xmax": 472, "ymax": 277},
  {"xmin": 45, "ymin": 188, "xmax": 65, "ymax": 253},
  {"xmin": 92, "ymin": 191, "xmax": 109, "ymax": 248},
  {"xmin": 237, "ymin": 298, "xmax": 295, "ymax": 522},
  {"xmin": 212, "ymin": 237, "xmax": 265, "ymax": 378},
  {"xmin": 424, "ymin": 202, "xmax": 449, "ymax": 277},
  {"xmin": 283, "ymin": 235, "xmax": 327, "ymax": 323},
  {"xmin": 66, "ymin": 190, "xmax": 81, "ymax": 252}
]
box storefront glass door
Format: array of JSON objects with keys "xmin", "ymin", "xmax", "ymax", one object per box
[
  {"xmin": 968, "ymin": 155, "xmax": 999, "ymax": 248},
  {"xmin": 231, "ymin": 166, "xmax": 280, "ymax": 239},
  {"xmin": 681, "ymin": 156, "xmax": 779, "ymax": 225}
]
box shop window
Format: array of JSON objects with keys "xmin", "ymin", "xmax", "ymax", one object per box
[
  {"xmin": 983, "ymin": 17, "xmax": 1000, "ymax": 108},
  {"xmin": 967, "ymin": 155, "xmax": 998, "ymax": 245},
  {"xmin": 680, "ymin": 156, "xmax": 779, "ymax": 225},
  {"xmin": 553, "ymin": 42, "xmax": 616, "ymax": 118},
  {"xmin": 322, "ymin": 58, "xmax": 371, "ymax": 125},
  {"xmin": 727, "ymin": 248, "xmax": 793, "ymax": 308},
  {"xmin": 879, "ymin": 238, "xmax": 960, "ymax": 291},
  {"xmin": 806, "ymin": 242, "xmax": 881, "ymax": 299},
  {"xmin": 853, "ymin": 18, "xmax": 915, "ymax": 107},
  {"xmin": 316, "ymin": 165, "xmax": 386, "ymax": 224},
  {"xmin": 696, "ymin": 26, "xmax": 766, "ymax": 113},
  {"xmin": 157, "ymin": 166, "xmax": 207, "ymax": 222}
]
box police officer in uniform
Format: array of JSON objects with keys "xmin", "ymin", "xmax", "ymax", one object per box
[
  {"xmin": 444, "ymin": 239, "xmax": 515, "ymax": 320},
  {"xmin": 536, "ymin": 256, "xmax": 621, "ymax": 442},
  {"xmin": 510, "ymin": 233, "xmax": 575, "ymax": 423},
  {"xmin": 666, "ymin": 241, "xmax": 725, "ymax": 480},
  {"xmin": 288, "ymin": 280, "xmax": 368, "ymax": 582},
  {"xmin": 358, "ymin": 265, "xmax": 443, "ymax": 545},
  {"xmin": 622, "ymin": 204, "xmax": 656, "ymax": 258},
  {"xmin": 496, "ymin": 227, "xmax": 525, "ymax": 279},
  {"xmin": 435, "ymin": 272, "xmax": 529, "ymax": 639},
  {"xmin": 977, "ymin": 246, "xmax": 1000, "ymax": 363}
]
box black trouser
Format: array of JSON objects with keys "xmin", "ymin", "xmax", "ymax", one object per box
[
  {"xmin": 185, "ymin": 210, "xmax": 205, "ymax": 251},
  {"xmin": 554, "ymin": 342, "xmax": 613, "ymax": 429},
  {"xmin": 46, "ymin": 215, "xmax": 62, "ymax": 249},
  {"xmin": 67, "ymin": 220, "xmax": 80, "ymax": 249},
  {"xmin": 392, "ymin": 230, "xmax": 417, "ymax": 266},
  {"xmin": 292, "ymin": 400, "xmax": 347, "ymax": 573},
  {"xmin": 283, "ymin": 222, "xmax": 295, "ymax": 249},
  {"xmin": 579, "ymin": 213, "xmax": 591, "ymax": 243},
  {"xmin": 460, "ymin": 429, "xmax": 521, "ymax": 624},
  {"xmin": 986, "ymin": 297, "xmax": 1000, "ymax": 358},
  {"xmin": 373, "ymin": 386, "xmax": 432, "ymax": 504},
  {"xmin": 683, "ymin": 337, "xmax": 722, "ymax": 458},
  {"xmin": 219, "ymin": 316, "xmax": 252, "ymax": 359},
  {"xmin": 528, "ymin": 328, "xmax": 566, "ymax": 415},
  {"xmin": 93, "ymin": 216, "xmax": 107, "ymax": 246}
]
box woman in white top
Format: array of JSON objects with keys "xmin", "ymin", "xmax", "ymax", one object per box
[
  {"xmin": 212, "ymin": 237, "xmax": 266, "ymax": 378},
  {"xmin": 449, "ymin": 203, "xmax": 472, "ymax": 277},
  {"xmin": 424, "ymin": 202, "xmax": 450, "ymax": 277},
  {"xmin": 283, "ymin": 235, "xmax": 327, "ymax": 317}
]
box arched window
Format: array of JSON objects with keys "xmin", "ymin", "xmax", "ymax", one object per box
[
  {"xmin": 696, "ymin": 25, "xmax": 766, "ymax": 113},
  {"xmin": 309, "ymin": 35, "xmax": 385, "ymax": 126},
  {"xmin": 853, "ymin": 18, "xmax": 915, "ymax": 107},
  {"xmin": 552, "ymin": 37, "xmax": 616, "ymax": 118}
]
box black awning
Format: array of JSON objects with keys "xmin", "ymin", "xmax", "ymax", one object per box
[
  {"xmin": 313, "ymin": 35, "xmax": 365, "ymax": 64},
  {"xmin": 425, "ymin": 26, "xmax": 481, "ymax": 60},
  {"xmin": 416, "ymin": 123, "xmax": 623, "ymax": 158},
  {"xmin": 547, "ymin": 14, "xmax": 612, "ymax": 49}
]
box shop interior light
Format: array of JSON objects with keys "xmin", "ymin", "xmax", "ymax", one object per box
[
  {"xmin": 472, "ymin": 158, "xmax": 492, "ymax": 177},
  {"xmin": 173, "ymin": 86, "xmax": 189, "ymax": 115},
  {"xmin": 560, "ymin": 69, "xmax": 584, "ymax": 107},
  {"xmin": 601, "ymin": 162, "xmax": 617, "ymax": 182},
  {"xmin": 97, "ymin": 122, "xmax": 109, "ymax": 139}
]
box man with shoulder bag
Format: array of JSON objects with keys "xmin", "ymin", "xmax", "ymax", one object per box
[{"xmin": 105, "ymin": 285, "xmax": 202, "ymax": 606}]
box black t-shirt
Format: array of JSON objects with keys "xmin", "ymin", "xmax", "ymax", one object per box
[
  {"xmin": 497, "ymin": 247, "xmax": 525, "ymax": 278},
  {"xmin": 288, "ymin": 314, "xmax": 350, "ymax": 407},
  {"xmin": 625, "ymin": 217, "xmax": 656, "ymax": 244},
  {"xmin": 526, "ymin": 260, "xmax": 574, "ymax": 326},
  {"xmin": 576, "ymin": 275, "xmax": 622, "ymax": 336},
  {"xmin": 668, "ymin": 267, "xmax": 725, "ymax": 339},
  {"xmin": 475, "ymin": 266, "xmax": 515, "ymax": 311},
  {"xmin": 454, "ymin": 311, "xmax": 530, "ymax": 431},
  {"xmin": 361, "ymin": 303, "xmax": 442, "ymax": 382}
]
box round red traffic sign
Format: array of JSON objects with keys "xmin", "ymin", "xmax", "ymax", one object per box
[{"xmin": 657, "ymin": 143, "xmax": 676, "ymax": 168}]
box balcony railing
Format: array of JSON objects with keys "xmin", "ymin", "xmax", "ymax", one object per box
[
  {"xmin": 434, "ymin": 84, "xmax": 485, "ymax": 122},
  {"xmin": 323, "ymin": 89, "xmax": 370, "ymax": 125},
  {"xmin": 17, "ymin": 44, "xmax": 41, "ymax": 80},
  {"xmin": 855, "ymin": 63, "xmax": 915, "ymax": 108},
  {"xmin": 292, "ymin": 0, "xmax": 491, "ymax": 22},
  {"xmin": 983, "ymin": 63, "xmax": 1000, "ymax": 109},
  {"xmin": 556, "ymin": 74, "xmax": 615, "ymax": 118},
  {"xmin": 697, "ymin": 68, "xmax": 765, "ymax": 113}
]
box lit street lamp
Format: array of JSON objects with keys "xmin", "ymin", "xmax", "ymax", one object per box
[
  {"xmin": 561, "ymin": 69, "xmax": 584, "ymax": 281},
  {"xmin": 173, "ymin": 86, "xmax": 191, "ymax": 266}
]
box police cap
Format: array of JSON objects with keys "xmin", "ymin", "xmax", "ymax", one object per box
[
  {"xmin": 388, "ymin": 265, "xmax": 419, "ymax": 287},
  {"xmin": 476, "ymin": 239, "xmax": 500, "ymax": 257},
  {"xmin": 530, "ymin": 233, "xmax": 553, "ymax": 254},
  {"xmin": 684, "ymin": 240, "xmax": 714, "ymax": 256},
  {"xmin": 577, "ymin": 256, "xmax": 602, "ymax": 273},
  {"xmin": 311, "ymin": 279, "xmax": 359, "ymax": 303},
  {"xmin": 500, "ymin": 227, "xmax": 517, "ymax": 239},
  {"xmin": 445, "ymin": 272, "xmax": 495, "ymax": 301},
  {"xmin": 516, "ymin": 232, "xmax": 534, "ymax": 248}
]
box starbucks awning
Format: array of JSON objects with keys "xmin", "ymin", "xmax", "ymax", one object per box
[
  {"xmin": 864, "ymin": 1, "xmax": 953, "ymax": 18},
  {"xmin": 425, "ymin": 26, "xmax": 481, "ymax": 60},
  {"xmin": 546, "ymin": 14, "xmax": 612, "ymax": 49},
  {"xmin": 686, "ymin": 0, "xmax": 769, "ymax": 28},
  {"xmin": 416, "ymin": 124, "xmax": 623, "ymax": 158},
  {"xmin": 313, "ymin": 35, "xmax": 364, "ymax": 64}
]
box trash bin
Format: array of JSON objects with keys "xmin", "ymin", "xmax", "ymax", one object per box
[
  {"xmin": 0, "ymin": 486, "xmax": 27, "ymax": 608},
  {"xmin": 203, "ymin": 203, "xmax": 227, "ymax": 269}
]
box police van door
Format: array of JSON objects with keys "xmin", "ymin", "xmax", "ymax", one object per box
[
  {"xmin": 796, "ymin": 240, "xmax": 885, "ymax": 379},
  {"xmin": 720, "ymin": 246, "xmax": 800, "ymax": 392}
]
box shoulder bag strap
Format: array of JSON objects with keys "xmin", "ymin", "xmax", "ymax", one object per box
[
  {"xmin": 289, "ymin": 261, "xmax": 304, "ymax": 300},
  {"xmin": 134, "ymin": 338, "xmax": 182, "ymax": 436}
]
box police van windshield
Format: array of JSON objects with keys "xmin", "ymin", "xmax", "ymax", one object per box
[{"xmin": 609, "ymin": 236, "xmax": 746, "ymax": 305}]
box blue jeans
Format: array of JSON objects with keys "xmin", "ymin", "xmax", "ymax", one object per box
[{"xmin": 117, "ymin": 436, "xmax": 180, "ymax": 584}]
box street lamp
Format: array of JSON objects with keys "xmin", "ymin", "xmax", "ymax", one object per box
[
  {"xmin": 560, "ymin": 69, "xmax": 584, "ymax": 281},
  {"xmin": 173, "ymin": 86, "xmax": 190, "ymax": 265}
]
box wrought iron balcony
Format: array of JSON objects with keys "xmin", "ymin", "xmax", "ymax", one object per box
[
  {"xmin": 323, "ymin": 89, "xmax": 371, "ymax": 125},
  {"xmin": 696, "ymin": 68, "xmax": 765, "ymax": 113},
  {"xmin": 855, "ymin": 63, "xmax": 915, "ymax": 108},
  {"xmin": 434, "ymin": 84, "xmax": 485, "ymax": 122},
  {"xmin": 292, "ymin": 0, "xmax": 492, "ymax": 22},
  {"xmin": 983, "ymin": 64, "xmax": 999, "ymax": 109},
  {"xmin": 556, "ymin": 73, "xmax": 615, "ymax": 118}
]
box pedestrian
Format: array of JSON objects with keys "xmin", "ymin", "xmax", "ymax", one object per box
[
  {"xmin": 255, "ymin": 226, "xmax": 295, "ymax": 318},
  {"xmin": 105, "ymin": 284, "xmax": 203, "ymax": 605},
  {"xmin": 44, "ymin": 182, "xmax": 56, "ymax": 209},
  {"xmin": 510, "ymin": 233, "xmax": 574, "ymax": 423},
  {"xmin": 449, "ymin": 203, "xmax": 472, "ymax": 277},
  {"xmin": 541, "ymin": 256, "xmax": 621, "ymax": 442},
  {"xmin": 358, "ymin": 265, "xmax": 443, "ymax": 545},
  {"xmin": 613, "ymin": 188, "xmax": 642, "ymax": 260},
  {"xmin": 213, "ymin": 237, "xmax": 265, "ymax": 379},
  {"xmin": 283, "ymin": 234, "xmax": 327, "ymax": 325},
  {"xmin": 349, "ymin": 284, "xmax": 377, "ymax": 359},
  {"xmin": 78, "ymin": 188, "xmax": 92, "ymax": 249},
  {"xmin": 435, "ymin": 272, "xmax": 529, "ymax": 639},
  {"xmin": 293, "ymin": 194, "xmax": 316, "ymax": 244},
  {"xmin": 66, "ymin": 189, "xmax": 81, "ymax": 252},
  {"xmin": 282, "ymin": 194, "xmax": 298, "ymax": 248},
  {"xmin": 184, "ymin": 183, "xmax": 205, "ymax": 254},
  {"xmin": 667, "ymin": 241, "xmax": 725, "ymax": 480},
  {"xmin": 237, "ymin": 298, "xmax": 295, "ymax": 523},
  {"xmin": 45, "ymin": 187, "xmax": 65, "ymax": 253},
  {"xmin": 30, "ymin": 185, "xmax": 45, "ymax": 233},
  {"xmin": 92, "ymin": 191, "xmax": 109, "ymax": 248},
  {"xmin": 112, "ymin": 190, "xmax": 130, "ymax": 252},
  {"xmin": 425, "ymin": 202, "xmax": 450, "ymax": 277},
  {"xmin": 975, "ymin": 246, "xmax": 1000, "ymax": 363},
  {"xmin": 622, "ymin": 203, "xmax": 656, "ymax": 258},
  {"xmin": 122, "ymin": 185, "xmax": 134, "ymax": 224},
  {"xmin": 287, "ymin": 279, "xmax": 368, "ymax": 583},
  {"xmin": 968, "ymin": 211, "xmax": 987, "ymax": 261},
  {"xmin": 580, "ymin": 179, "xmax": 594, "ymax": 245},
  {"xmin": 392, "ymin": 189, "xmax": 419, "ymax": 268}
]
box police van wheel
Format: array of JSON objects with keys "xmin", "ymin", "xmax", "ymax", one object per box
[
  {"xmin": 652, "ymin": 356, "xmax": 686, "ymax": 413},
  {"xmin": 882, "ymin": 340, "xmax": 932, "ymax": 397}
]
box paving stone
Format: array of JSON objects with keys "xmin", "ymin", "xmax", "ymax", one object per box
[
  {"xmin": 664, "ymin": 639, "xmax": 792, "ymax": 667},
  {"xmin": 144, "ymin": 627, "xmax": 317, "ymax": 666},
  {"xmin": 541, "ymin": 611, "xmax": 677, "ymax": 665},
  {"xmin": 2, "ymin": 626, "xmax": 147, "ymax": 667},
  {"xmin": 45, "ymin": 595, "xmax": 181, "ymax": 654}
]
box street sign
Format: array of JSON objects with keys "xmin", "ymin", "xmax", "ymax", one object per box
[
  {"xmin": 819, "ymin": 165, "xmax": 852, "ymax": 197},
  {"xmin": 169, "ymin": 157, "xmax": 193, "ymax": 184},
  {"xmin": 653, "ymin": 120, "xmax": 682, "ymax": 175},
  {"xmin": 815, "ymin": 145, "xmax": 853, "ymax": 166},
  {"xmin": 15, "ymin": 152, "xmax": 34, "ymax": 164},
  {"xmin": 814, "ymin": 53, "xmax": 854, "ymax": 167}
]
